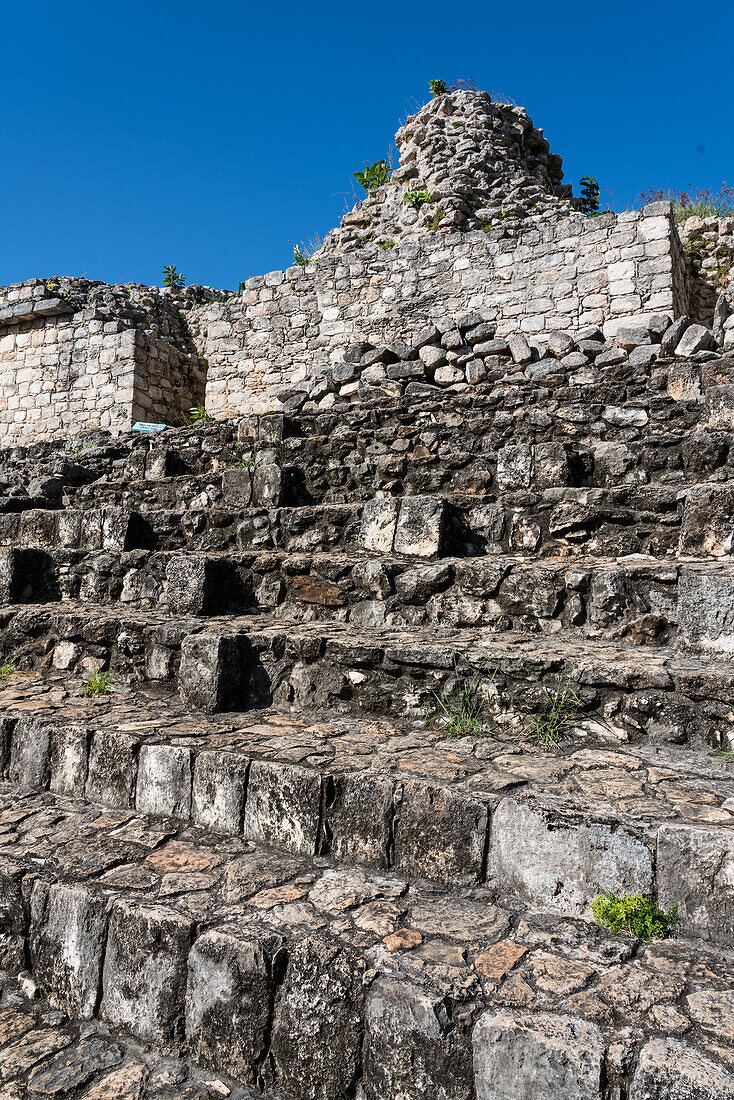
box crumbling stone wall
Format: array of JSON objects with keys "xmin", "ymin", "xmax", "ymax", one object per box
[
  {"xmin": 321, "ymin": 89, "xmax": 572, "ymax": 253},
  {"xmin": 196, "ymin": 201, "xmax": 687, "ymax": 418},
  {"xmin": 677, "ymin": 215, "xmax": 734, "ymax": 340},
  {"xmin": 0, "ymin": 279, "xmax": 214, "ymax": 446}
]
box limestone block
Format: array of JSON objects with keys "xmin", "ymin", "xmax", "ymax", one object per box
[
  {"xmin": 252, "ymin": 463, "xmax": 284, "ymax": 507},
  {"xmin": 179, "ymin": 632, "xmax": 246, "ymax": 713},
  {"xmin": 705, "ymin": 385, "xmax": 734, "ymax": 429},
  {"xmin": 136, "ymin": 744, "xmax": 192, "ymax": 820},
  {"xmin": 325, "ymin": 771, "xmax": 394, "ymax": 870},
  {"xmin": 393, "ymin": 497, "xmax": 447, "ymax": 558},
  {"xmin": 393, "ymin": 779, "xmax": 488, "ymax": 886},
  {"xmin": 615, "ymin": 326, "xmax": 651, "ymax": 351},
  {"xmin": 221, "ymin": 467, "xmax": 252, "ymax": 506},
  {"xmin": 680, "ymin": 486, "xmax": 734, "ymax": 556},
  {"xmin": 191, "ymin": 750, "xmax": 248, "ymax": 834},
  {"xmin": 497, "ymin": 445, "xmax": 532, "ymax": 491},
  {"xmin": 9, "ymin": 717, "xmax": 51, "ymax": 789},
  {"xmin": 165, "ymin": 555, "xmax": 228, "ymax": 616},
  {"xmin": 508, "ymin": 334, "xmax": 532, "ymax": 363},
  {"xmin": 363, "ymin": 977, "xmax": 473, "ymax": 1100},
  {"xmin": 243, "ymin": 759, "xmax": 321, "ymax": 856},
  {"xmin": 101, "ymin": 899, "xmax": 194, "ymax": 1043},
  {"xmin": 667, "ymin": 360, "xmax": 701, "ymax": 400},
  {"xmin": 678, "ymin": 568, "xmax": 734, "ymax": 653},
  {"xmin": 630, "ymin": 1038, "xmax": 734, "ymax": 1099},
  {"xmin": 487, "ymin": 798, "xmax": 653, "ymax": 915},
  {"xmin": 360, "ymin": 498, "xmax": 399, "ymax": 553},
  {"xmin": 472, "ymin": 1011, "xmax": 604, "ymax": 1100},
  {"xmin": 49, "ymin": 724, "xmax": 89, "ymax": 796},
  {"xmin": 30, "ymin": 881, "xmax": 107, "ymax": 1018},
  {"xmin": 270, "ymin": 936, "xmax": 364, "ymax": 1100},
  {"xmin": 85, "ymin": 731, "xmax": 138, "ymax": 807},
  {"xmin": 186, "ymin": 926, "xmax": 282, "ymax": 1082},
  {"xmin": 675, "ymin": 323, "xmax": 715, "ymax": 356},
  {"xmin": 534, "ymin": 442, "xmax": 571, "ymax": 489},
  {"xmin": 657, "ymin": 823, "xmax": 734, "ymax": 944}
]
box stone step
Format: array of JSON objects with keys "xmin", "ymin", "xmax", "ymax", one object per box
[
  {"xmin": 54, "ymin": 422, "xmax": 733, "ymax": 511},
  {"xmin": 2, "ymin": 671, "xmax": 733, "ymax": 945},
  {"xmin": 2, "ymin": 374, "xmax": 729, "ymax": 516},
  {"xmin": 2, "ymin": 605, "xmax": 734, "ymax": 745},
  {"xmin": 5, "ymin": 547, "xmax": 734, "ymax": 654},
  {"xmin": 0, "ymin": 980, "xmax": 251, "ymax": 1099},
  {"xmin": 1, "ymin": 782, "xmax": 733, "ymax": 1099},
  {"xmin": 0, "ymin": 481, "xmax": 693, "ymax": 561}
]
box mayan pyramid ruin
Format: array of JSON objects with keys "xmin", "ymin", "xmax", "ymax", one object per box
[{"xmin": 0, "ymin": 85, "xmax": 733, "ymax": 1099}]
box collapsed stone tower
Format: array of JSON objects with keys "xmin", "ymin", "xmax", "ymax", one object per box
[
  {"xmin": 322, "ymin": 89, "xmax": 571, "ymax": 253},
  {"xmin": 0, "ymin": 85, "xmax": 733, "ymax": 1100}
]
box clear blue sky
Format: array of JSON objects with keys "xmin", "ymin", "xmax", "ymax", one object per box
[{"xmin": 1, "ymin": 0, "xmax": 731, "ymax": 291}]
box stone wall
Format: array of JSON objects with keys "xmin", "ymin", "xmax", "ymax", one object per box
[
  {"xmin": 0, "ymin": 279, "xmax": 212, "ymax": 446},
  {"xmin": 196, "ymin": 201, "xmax": 687, "ymax": 417}
]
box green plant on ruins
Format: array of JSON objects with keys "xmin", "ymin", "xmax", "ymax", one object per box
[
  {"xmin": 162, "ymin": 265, "xmax": 186, "ymax": 288},
  {"xmin": 426, "ymin": 211, "xmax": 443, "ymax": 231},
  {"xmin": 578, "ymin": 176, "xmax": 601, "ymax": 215},
  {"xmin": 591, "ymin": 892, "xmax": 679, "ymax": 941},
  {"xmin": 510, "ymin": 664, "xmax": 584, "ymax": 751},
  {"xmin": 223, "ymin": 443, "xmax": 259, "ymax": 470},
  {"xmin": 0, "ymin": 653, "xmax": 23, "ymax": 679},
  {"xmin": 188, "ymin": 403, "xmax": 211, "ymax": 424},
  {"xmin": 403, "ymin": 187, "xmax": 433, "ymax": 211},
  {"xmin": 639, "ymin": 184, "xmax": 734, "ymax": 223},
  {"xmin": 429, "ymin": 79, "xmax": 447, "ymax": 97},
  {"xmin": 84, "ymin": 670, "xmax": 113, "ymax": 697},
  {"xmin": 426, "ymin": 664, "xmax": 499, "ymax": 739},
  {"xmin": 353, "ymin": 160, "xmax": 391, "ymax": 193}
]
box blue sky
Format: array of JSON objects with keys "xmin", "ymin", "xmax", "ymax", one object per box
[{"xmin": 1, "ymin": 0, "xmax": 732, "ymax": 291}]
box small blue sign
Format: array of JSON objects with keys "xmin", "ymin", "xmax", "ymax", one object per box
[{"xmin": 132, "ymin": 421, "xmax": 168, "ymax": 432}]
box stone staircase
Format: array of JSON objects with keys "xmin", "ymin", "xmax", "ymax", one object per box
[{"xmin": 0, "ymin": 353, "xmax": 734, "ymax": 1098}]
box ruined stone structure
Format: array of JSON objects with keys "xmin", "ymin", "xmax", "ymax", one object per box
[{"xmin": 0, "ymin": 87, "xmax": 733, "ymax": 1099}]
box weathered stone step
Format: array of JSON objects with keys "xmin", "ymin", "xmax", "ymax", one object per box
[
  {"xmin": 5, "ymin": 546, "xmax": 734, "ymax": 654},
  {"xmin": 1, "ymin": 782, "xmax": 733, "ymax": 1099},
  {"xmin": 0, "ymin": 981, "xmax": 253, "ymax": 1099},
  {"xmin": 2, "ymin": 604, "xmax": 734, "ymax": 746},
  {"xmin": 2, "ymin": 672, "xmax": 733, "ymax": 944},
  {"xmin": 3, "ymin": 381, "xmax": 729, "ymax": 517},
  {"xmin": 1, "ymin": 480, "xmax": 692, "ymax": 560},
  {"xmin": 54, "ymin": 422, "xmax": 732, "ymax": 512}
]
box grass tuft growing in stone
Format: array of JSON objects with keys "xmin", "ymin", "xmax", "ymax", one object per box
[
  {"xmin": 591, "ymin": 892, "xmax": 678, "ymax": 941},
  {"xmin": 426, "ymin": 666, "xmax": 498, "ymax": 739},
  {"xmin": 510, "ymin": 666, "xmax": 583, "ymax": 751},
  {"xmin": 84, "ymin": 670, "xmax": 113, "ymax": 697},
  {"xmin": 0, "ymin": 653, "xmax": 23, "ymax": 679}
]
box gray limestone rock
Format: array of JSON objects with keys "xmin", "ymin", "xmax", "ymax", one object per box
[
  {"xmin": 675, "ymin": 323, "xmax": 715, "ymax": 357},
  {"xmin": 191, "ymin": 750, "xmax": 248, "ymax": 834},
  {"xmin": 243, "ymin": 759, "xmax": 321, "ymax": 856},
  {"xmin": 179, "ymin": 632, "xmax": 245, "ymax": 713},
  {"xmin": 472, "ymin": 1011, "xmax": 605, "ymax": 1100},
  {"xmin": 270, "ymin": 936, "xmax": 364, "ymax": 1100},
  {"xmin": 657, "ymin": 823, "xmax": 734, "ymax": 945},
  {"xmin": 487, "ymin": 798, "xmax": 653, "ymax": 915},
  {"xmin": 186, "ymin": 926, "xmax": 283, "ymax": 1083},
  {"xmin": 393, "ymin": 497, "xmax": 447, "ymax": 558},
  {"xmin": 363, "ymin": 977, "xmax": 473, "ymax": 1100},
  {"xmin": 136, "ymin": 743, "xmax": 192, "ymax": 820},
  {"xmin": 629, "ymin": 1038, "xmax": 734, "ymax": 1099},
  {"xmin": 101, "ymin": 900, "xmax": 194, "ymax": 1044},
  {"xmin": 30, "ymin": 882, "xmax": 107, "ymax": 1019}
]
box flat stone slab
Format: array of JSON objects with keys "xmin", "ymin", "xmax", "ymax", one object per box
[{"xmin": 0, "ymin": 785, "xmax": 733, "ymax": 1099}]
